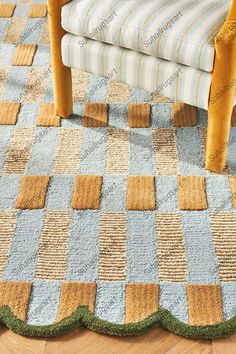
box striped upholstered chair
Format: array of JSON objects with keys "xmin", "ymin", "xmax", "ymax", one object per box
[{"xmin": 47, "ymin": 0, "xmax": 236, "ymax": 173}]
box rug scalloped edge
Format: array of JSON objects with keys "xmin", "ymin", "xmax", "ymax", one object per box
[{"xmin": 0, "ymin": 306, "xmax": 236, "ymax": 339}]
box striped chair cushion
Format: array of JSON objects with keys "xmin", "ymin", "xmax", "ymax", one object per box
[
  {"xmin": 61, "ymin": 0, "xmax": 231, "ymax": 72},
  {"xmin": 62, "ymin": 33, "xmax": 212, "ymax": 109}
]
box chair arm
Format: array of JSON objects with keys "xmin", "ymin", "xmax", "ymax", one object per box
[
  {"xmin": 215, "ymin": 0, "xmax": 236, "ymax": 45},
  {"xmin": 206, "ymin": 0, "xmax": 236, "ymax": 172},
  {"xmin": 47, "ymin": 0, "xmax": 72, "ymax": 14},
  {"xmin": 227, "ymin": 0, "xmax": 236, "ymax": 21}
]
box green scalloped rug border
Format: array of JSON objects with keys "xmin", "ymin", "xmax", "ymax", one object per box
[{"xmin": 0, "ymin": 306, "xmax": 236, "ymax": 339}]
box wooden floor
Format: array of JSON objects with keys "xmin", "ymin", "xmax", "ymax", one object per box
[{"xmin": 0, "ymin": 326, "xmax": 235, "ymax": 353}]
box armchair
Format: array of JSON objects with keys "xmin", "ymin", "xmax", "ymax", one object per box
[{"xmin": 47, "ymin": 0, "xmax": 236, "ymax": 173}]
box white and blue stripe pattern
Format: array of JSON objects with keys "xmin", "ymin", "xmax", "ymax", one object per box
[
  {"xmin": 62, "ymin": 0, "xmax": 231, "ymax": 72},
  {"xmin": 62, "ymin": 33, "xmax": 213, "ymax": 109}
]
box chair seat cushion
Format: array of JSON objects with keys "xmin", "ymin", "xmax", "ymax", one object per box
[
  {"xmin": 62, "ymin": 0, "xmax": 231, "ymax": 72},
  {"xmin": 62, "ymin": 33, "xmax": 212, "ymax": 109}
]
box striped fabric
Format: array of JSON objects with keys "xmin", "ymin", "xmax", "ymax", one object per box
[
  {"xmin": 61, "ymin": 0, "xmax": 231, "ymax": 72},
  {"xmin": 62, "ymin": 33, "xmax": 212, "ymax": 109}
]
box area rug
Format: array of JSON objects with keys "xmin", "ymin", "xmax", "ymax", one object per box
[{"xmin": 0, "ymin": 0, "xmax": 236, "ymax": 340}]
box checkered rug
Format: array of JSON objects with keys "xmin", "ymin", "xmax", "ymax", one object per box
[{"xmin": 0, "ymin": 0, "xmax": 236, "ymax": 339}]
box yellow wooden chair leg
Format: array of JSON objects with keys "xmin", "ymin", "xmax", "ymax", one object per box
[
  {"xmin": 206, "ymin": 11, "xmax": 236, "ymax": 173},
  {"xmin": 206, "ymin": 89, "xmax": 234, "ymax": 173},
  {"xmin": 47, "ymin": 0, "xmax": 72, "ymax": 118}
]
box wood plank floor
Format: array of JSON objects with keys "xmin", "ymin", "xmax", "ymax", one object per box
[{"xmin": 0, "ymin": 326, "xmax": 235, "ymax": 353}]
